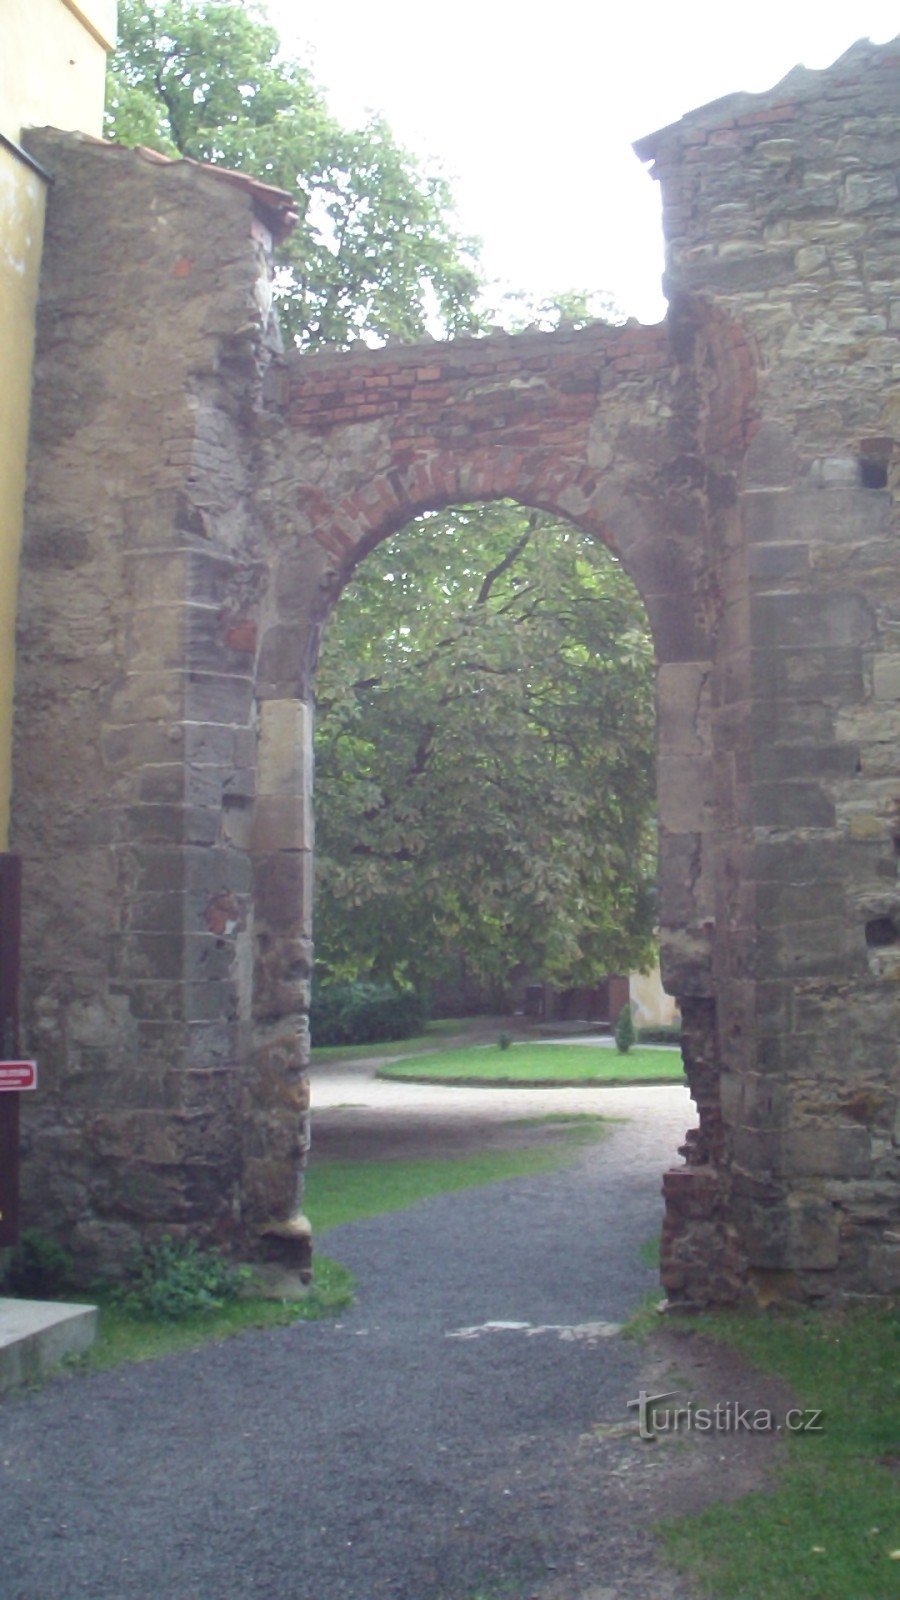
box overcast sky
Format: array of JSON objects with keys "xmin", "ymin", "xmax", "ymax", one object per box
[{"xmin": 266, "ymin": 0, "xmax": 898, "ymax": 325}]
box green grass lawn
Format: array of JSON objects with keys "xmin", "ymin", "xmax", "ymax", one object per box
[
  {"xmin": 664, "ymin": 1305, "xmax": 900, "ymax": 1598},
  {"xmin": 309, "ymin": 1017, "xmax": 479, "ymax": 1064},
  {"xmin": 377, "ymin": 1042, "xmax": 685, "ymax": 1086},
  {"xmin": 304, "ymin": 1116, "xmax": 610, "ymax": 1232}
]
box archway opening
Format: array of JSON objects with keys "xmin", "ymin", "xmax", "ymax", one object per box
[{"xmin": 304, "ymin": 495, "xmax": 696, "ymax": 1304}]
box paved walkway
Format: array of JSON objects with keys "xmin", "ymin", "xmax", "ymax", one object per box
[{"xmin": 0, "ymin": 1071, "xmax": 699, "ymax": 1600}]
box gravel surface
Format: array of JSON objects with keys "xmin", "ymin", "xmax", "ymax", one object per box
[{"xmin": 0, "ymin": 1085, "xmax": 697, "ymax": 1600}]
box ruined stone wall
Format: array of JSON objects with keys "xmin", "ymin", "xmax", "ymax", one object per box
[
  {"xmin": 13, "ymin": 132, "xmax": 281, "ymax": 1269},
  {"xmin": 638, "ymin": 36, "xmax": 900, "ymax": 1298},
  {"xmin": 10, "ymin": 39, "xmax": 899, "ymax": 1305}
]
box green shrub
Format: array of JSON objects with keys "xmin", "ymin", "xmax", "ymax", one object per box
[
  {"xmin": 4, "ymin": 1229, "xmax": 74, "ymax": 1299},
  {"xmin": 497, "ymin": 1030, "xmax": 513, "ymax": 1051},
  {"xmin": 614, "ymin": 1002, "xmax": 636, "ymax": 1054},
  {"xmin": 111, "ymin": 1236, "xmax": 250, "ymax": 1321},
  {"xmin": 310, "ymin": 980, "xmax": 428, "ymax": 1046}
]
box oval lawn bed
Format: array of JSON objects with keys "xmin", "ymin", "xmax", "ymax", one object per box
[{"xmin": 376, "ymin": 1042, "xmax": 685, "ymax": 1087}]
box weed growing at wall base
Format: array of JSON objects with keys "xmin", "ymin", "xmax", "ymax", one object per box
[
  {"xmin": 70, "ymin": 1256, "xmax": 356, "ymax": 1375},
  {"xmin": 111, "ymin": 1235, "xmax": 250, "ymax": 1320}
]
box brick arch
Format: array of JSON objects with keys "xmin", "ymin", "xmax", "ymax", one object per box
[
  {"xmin": 309, "ymin": 465, "xmax": 686, "ymax": 666},
  {"xmin": 247, "ymin": 315, "xmax": 748, "ymax": 1301}
]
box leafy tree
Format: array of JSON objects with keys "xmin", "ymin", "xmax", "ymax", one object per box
[
  {"xmin": 106, "ymin": 8, "xmax": 653, "ymax": 1000},
  {"xmin": 105, "ymin": 1, "xmax": 482, "ymax": 347},
  {"xmin": 314, "ymin": 503, "xmax": 657, "ymax": 997}
]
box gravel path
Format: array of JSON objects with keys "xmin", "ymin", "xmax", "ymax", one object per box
[{"xmin": 0, "ymin": 1084, "xmax": 697, "ymax": 1600}]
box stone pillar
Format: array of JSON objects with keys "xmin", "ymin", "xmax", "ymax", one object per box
[
  {"xmin": 13, "ymin": 131, "xmax": 285, "ymax": 1273},
  {"xmin": 243, "ymin": 698, "xmax": 314, "ymax": 1275}
]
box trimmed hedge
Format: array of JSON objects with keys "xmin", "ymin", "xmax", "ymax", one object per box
[
  {"xmin": 310, "ymin": 981, "xmax": 428, "ymax": 1047},
  {"xmin": 638, "ymin": 1022, "xmax": 682, "ymax": 1045}
]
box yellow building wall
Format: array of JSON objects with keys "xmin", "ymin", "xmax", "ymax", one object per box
[
  {"xmin": 629, "ymin": 966, "xmax": 680, "ymax": 1029},
  {"xmin": 0, "ymin": 0, "xmax": 114, "ymax": 847},
  {"xmin": 0, "ymin": 1, "xmax": 115, "ymax": 142}
]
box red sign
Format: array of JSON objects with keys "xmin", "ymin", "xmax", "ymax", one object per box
[{"xmin": 0, "ymin": 1061, "xmax": 37, "ymax": 1092}]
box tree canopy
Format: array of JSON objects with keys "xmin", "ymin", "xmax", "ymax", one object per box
[
  {"xmin": 314, "ymin": 503, "xmax": 657, "ymax": 998},
  {"xmin": 106, "ymin": 5, "xmax": 657, "ymax": 1001},
  {"xmin": 106, "ymin": 0, "xmax": 482, "ymax": 347}
]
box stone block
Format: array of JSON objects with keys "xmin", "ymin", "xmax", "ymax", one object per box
[
  {"xmin": 110, "ymin": 670, "xmax": 185, "ymax": 723},
  {"xmin": 251, "ymin": 794, "xmax": 313, "ymax": 852},
  {"xmin": 120, "ymin": 489, "xmax": 207, "ymax": 552},
  {"xmin": 755, "ymin": 879, "xmax": 844, "ymax": 927},
  {"xmin": 784, "ymin": 1195, "xmax": 841, "ymax": 1269},
  {"xmin": 658, "ymin": 753, "xmax": 714, "ymax": 831},
  {"xmin": 184, "ymin": 981, "xmax": 240, "ymax": 1024},
  {"xmin": 869, "ymin": 1243, "xmax": 900, "ymax": 1293},
  {"xmin": 274, "ymin": 542, "xmax": 332, "ymax": 613},
  {"xmin": 741, "ymin": 420, "xmax": 801, "ymax": 488},
  {"xmin": 748, "ymin": 542, "xmax": 811, "ymax": 582},
  {"xmin": 184, "ymin": 670, "xmax": 254, "ymax": 725},
  {"xmin": 123, "ymin": 891, "xmax": 187, "ymax": 936},
  {"xmin": 102, "ymin": 722, "xmax": 186, "ymax": 770},
  {"xmin": 873, "ymin": 655, "xmax": 900, "ymax": 700},
  {"xmin": 257, "ymin": 699, "xmax": 313, "ymax": 796},
  {"xmin": 751, "ymin": 780, "xmax": 835, "ymax": 828},
  {"xmin": 744, "ymin": 486, "xmax": 892, "ymax": 546},
  {"xmin": 780, "ymin": 1123, "xmax": 873, "ymax": 1179},
  {"xmin": 754, "ymin": 917, "xmax": 866, "ymax": 979},
  {"xmin": 656, "ymin": 662, "xmax": 712, "ymax": 754},
  {"xmin": 753, "ymin": 743, "xmax": 859, "ymax": 782},
  {"xmin": 253, "ymin": 936, "xmax": 313, "ymax": 1023},
  {"xmin": 116, "ymin": 803, "xmax": 219, "ymax": 847},
  {"xmin": 256, "ymin": 623, "xmax": 313, "ymax": 698},
  {"xmin": 253, "ymin": 851, "xmax": 313, "ymax": 936},
  {"xmin": 741, "ymin": 1193, "xmax": 840, "ymax": 1271},
  {"xmin": 137, "ymin": 765, "xmax": 186, "ymax": 806},
  {"xmin": 751, "ymin": 592, "xmax": 876, "ymax": 652}
]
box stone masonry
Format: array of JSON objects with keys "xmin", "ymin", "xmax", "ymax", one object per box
[{"xmin": 11, "ymin": 39, "xmax": 900, "ymax": 1304}]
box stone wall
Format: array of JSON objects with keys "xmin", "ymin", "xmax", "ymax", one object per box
[
  {"xmin": 11, "ymin": 38, "xmax": 900, "ymax": 1304},
  {"xmin": 638, "ymin": 35, "xmax": 900, "ymax": 1299},
  {"xmin": 13, "ymin": 131, "xmax": 291, "ymax": 1269}
]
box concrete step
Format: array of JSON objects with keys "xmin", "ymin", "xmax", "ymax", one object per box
[{"xmin": 0, "ymin": 1298, "xmax": 98, "ymax": 1392}]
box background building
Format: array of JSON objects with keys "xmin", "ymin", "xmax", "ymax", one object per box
[{"xmin": 0, "ymin": 0, "xmax": 115, "ymax": 849}]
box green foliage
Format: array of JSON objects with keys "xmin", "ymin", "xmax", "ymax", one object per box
[
  {"xmin": 310, "ymin": 980, "xmax": 428, "ymax": 1047},
  {"xmin": 111, "ymin": 1235, "xmax": 250, "ymax": 1321},
  {"xmin": 69, "ymin": 1255, "xmax": 355, "ymax": 1374},
  {"xmin": 4, "ymin": 1229, "xmax": 74, "ymax": 1299},
  {"xmin": 105, "ymin": 1, "xmax": 482, "ymax": 348},
  {"xmin": 495, "ymin": 286, "xmax": 625, "ymax": 333},
  {"xmin": 497, "ymin": 1031, "xmax": 513, "ymax": 1051},
  {"xmin": 614, "ymin": 1002, "xmax": 636, "ymax": 1054},
  {"xmin": 315, "ymin": 502, "xmax": 656, "ymax": 995}
]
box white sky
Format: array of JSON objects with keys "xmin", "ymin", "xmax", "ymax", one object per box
[{"xmin": 267, "ymin": 1, "xmax": 899, "ymax": 325}]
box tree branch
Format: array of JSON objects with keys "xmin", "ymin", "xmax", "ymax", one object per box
[{"xmin": 477, "ymin": 529, "xmax": 532, "ymax": 604}]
